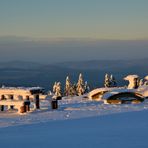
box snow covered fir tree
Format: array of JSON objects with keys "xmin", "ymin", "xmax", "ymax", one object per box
[
  {"xmin": 51, "ymin": 73, "xmax": 90, "ymax": 98},
  {"xmin": 104, "ymin": 73, "xmax": 117, "ymax": 87},
  {"xmin": 64, "ymin": 76, "xmax": 71, "ymax": 96},
  {"xmin": 76, "ymin": 73, "xmax": 85, "ymax": 96},
  {"xmin": 52, "ymin": 82, "xmax": 57, "ymax": 94},
  {"xmin": 64, "ymin": 76, "xmax": 76, "ymax": 96},
  {"xmin": 64, "ymin": 74, "xmax": 90, "ymax": 97},
  {"xmin": 110, "ymin": 74, "xmax": 117, "ymax": 87},
  {"xmin": 104, "ymin": 73, "xmax": 111, "ymax": 87},
  {"xmin": 84, "ymin": 81, "xmax": 90, "ymax": 93},
  {"xmin": 139, "ymin": 79, "xmax": 144, "ymax": 86},
  {"xmin": 52, "ymin": 82, "xmax": 62, "ymax": 100}
]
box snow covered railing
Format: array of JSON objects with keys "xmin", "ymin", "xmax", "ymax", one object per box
[{"xmin": 0, "ymin": 100, "xmax": 30, "ymax": 114}]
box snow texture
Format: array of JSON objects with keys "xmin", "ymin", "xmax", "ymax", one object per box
[
  {"xmin": 0, "ymin": 108, "xmax": 148, "ymax": 148},
  {"xmin": 1, "ymin": 96, "xmax": 148, "ymax": 128},
  {"xmin": 1, "ymin": 95, "xmax": 148, "ymax": 148}
]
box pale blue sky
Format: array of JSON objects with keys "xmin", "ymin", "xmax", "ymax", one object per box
[{"xmin": 0, "ymin": 0, "xmax": 148, "ymax": 39}]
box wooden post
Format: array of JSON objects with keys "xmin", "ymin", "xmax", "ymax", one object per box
[
  {"xmin": 9, "ymin": 95, "xmax": 14, "ymax": 109},
  {"xmin": 35, "ymin": 94, "xmax": 40, "ymax": 109},
  {"xmin": 0, "ymin": 105, "xmax": 4, "ymax": 111},
  {"xmin": 134, "ymin": 78, "xmax": 139, "ymax": 89},
  {"xmin": 25, "ymin": 96, "xmax": 30, "ymax": 112},
  {"xmin": 51, "ymin": 99, "xmax": 58, "ymax": 109},
  {"xmin": 26, "ymin": 104, "xmax": 30, "ymax": 112},
  {"xmin": 0, "ymin": 95, "xmax": 5, "ymax": 111}
]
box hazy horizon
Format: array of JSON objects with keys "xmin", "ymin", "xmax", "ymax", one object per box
[{"xmin": 0, "ymin": 36, "xmax": 148, "ymax": 64}]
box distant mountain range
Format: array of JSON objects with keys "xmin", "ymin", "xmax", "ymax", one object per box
[
  {"xmin": 0, "ymin": 38, "xmax": 148, "ymax": 63},
  {"xmin": 0, "ymin": 59, "xmax": 147, "ymax": 91}
]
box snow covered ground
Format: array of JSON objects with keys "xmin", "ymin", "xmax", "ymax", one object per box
[
  {"xmin": 1, "ymin": 96, "xmax": 148, "ymax": 127},
  {"xmin": 0, "ymin": 96, "xmax": 148, "ymax": 147}
]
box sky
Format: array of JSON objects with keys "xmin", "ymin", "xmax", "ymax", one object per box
[
  {"xmin": 0, "ymin": 0, "xmax": 148, "ymax": 63},
  {"xmin": 0, "ymin": 0, "xmax": 148, "ymax": 40}
]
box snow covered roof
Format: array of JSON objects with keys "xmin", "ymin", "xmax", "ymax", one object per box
[
  {"xmin": 88, "ymin": 87, "xmax": 124, "ymax": 99},
  {"xmin": 103, "ymin": 88, "xmax": 136, "ymax": 100},
  {"xmin": 88, "ymin": 87, "xmax": 114, "ymax": 98},
  {"xmin": 0, "ymin": 86, "xmax": 44, "ymax": 95},
  {"xmin": 124, "ymin": 75, "xmax": 139, "ymax": 81},
  {"xmin": 0, "ymin": 86, "xmax": 43, "ymax": 91}
]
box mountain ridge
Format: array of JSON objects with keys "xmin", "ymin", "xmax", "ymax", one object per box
[{"xmin": 0, "ymin": 59, "xmax": 147, "ymax": 90}]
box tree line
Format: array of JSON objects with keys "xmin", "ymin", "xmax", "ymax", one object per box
[{"xmin": 51, "ymin": 73, "xmax": 117, "ymax": 99}]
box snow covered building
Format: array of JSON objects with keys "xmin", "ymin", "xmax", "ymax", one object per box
[
  {"xmin": 0, "ymin": 87, "xmax": 45, "ymax": 100},
  {"xmin": 0, "ymin": 87, "xmax": 45, "ymax": 113}
]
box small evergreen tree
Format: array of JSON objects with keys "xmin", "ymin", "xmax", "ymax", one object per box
[
  {"xmin": 71, "ymin": 82, "xmax": 77, "ymax": 96},
  {"xmin": 84, "ymin": 81, "xmax": 90, "ymax": 93},
  {"xmin": 64, "ymin": 76, "xmax": 71, "ymax": 96},
  {"xmin": 139, "ymin": 79, "xmax": 144, "ymax": 86},
  {"xmin": 110, "ymin": 74, "xmax": 117, "ymax": 87},
  {"xmin": 53, "ymin": 82, "xmax": 57, "ymax": 93},
  {"xmin": 104, "ymin": 73, "xmax": 111, "ymax": 87},
  {"xmin": 76, "ymin": 73, "xmax": 85, "ymax": 96},
  {"xmin": 55, "ymin": 82, "xmax": 62, "ymax": 98}
]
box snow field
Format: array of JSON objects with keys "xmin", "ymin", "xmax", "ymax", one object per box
[
  {"xmin": 1, "ymin": 96, "xmax": 148, "ymax": 128},
  {"xmin": 0, "ymin": 110, "xmax": 148, "ymax": 148}
]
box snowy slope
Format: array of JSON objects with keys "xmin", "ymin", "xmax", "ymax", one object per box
[{"xmin": 0, "ymin": 110, "xmax": 148, "ymax": 148}]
